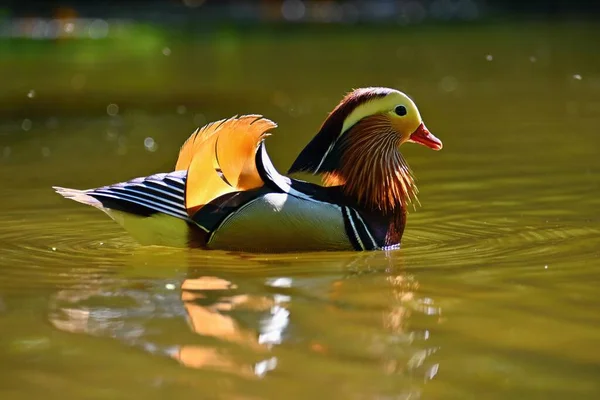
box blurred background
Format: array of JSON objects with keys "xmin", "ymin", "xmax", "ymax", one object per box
[
  {"xmin": 1, "ymin": 2, "xmax": 599, "ymax": 400},
  {"xmin": 1, "ymin": 0, "xmax": 598, "ymax": 180}
]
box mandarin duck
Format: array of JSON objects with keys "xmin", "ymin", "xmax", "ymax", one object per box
[{"xmin": 54, "ymin": 87, "xmax": 442, "ymax": 252}]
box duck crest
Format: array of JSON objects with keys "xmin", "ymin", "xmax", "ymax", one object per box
[{"xmin": 288, "ymin": 87, "xmax": 394, "ymax": 175}]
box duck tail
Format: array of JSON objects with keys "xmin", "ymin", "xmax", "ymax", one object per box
[
  {"xmin": 175, "ymin": 115, "xmax": 277, "ymax": 215},
  {"xmin": 52, "ymin": 186, "xmax": 104, "ymax": 208}
]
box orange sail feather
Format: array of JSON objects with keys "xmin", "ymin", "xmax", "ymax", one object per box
[{"xmin": 174, "ymin": 115, "xmax": 278, "ymax": 215}]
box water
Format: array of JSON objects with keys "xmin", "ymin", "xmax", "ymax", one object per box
[{"xmin": 1, "ymin": 22, "xmax": 599, "ymax": 399}]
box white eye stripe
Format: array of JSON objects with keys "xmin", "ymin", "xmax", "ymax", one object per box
[
  {"xmin": 313, "ymin": 89, "xmax": 420, "ymax": 173},
  {"xmin": 340, "ymin": 91, "xmax": 419, "ymax": 135}
]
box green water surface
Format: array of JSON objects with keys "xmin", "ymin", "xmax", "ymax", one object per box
[{"xmin": 0, "ymin": 21, "xmax": 599, "ymax": 399}]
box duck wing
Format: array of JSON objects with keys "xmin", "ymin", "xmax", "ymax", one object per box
[{"xmin": 54, "ymin": 115, "xmax": 279, "ymax": 247}]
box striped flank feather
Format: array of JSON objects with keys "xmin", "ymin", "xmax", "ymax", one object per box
[{"xmin": 54, "ymin": 170, "xmax": 190, "ymax": 221}]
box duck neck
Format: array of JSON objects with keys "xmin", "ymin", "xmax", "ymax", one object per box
[{"xmin": 321, "ymin": 115, "xmax": 419, "ymax": 215}]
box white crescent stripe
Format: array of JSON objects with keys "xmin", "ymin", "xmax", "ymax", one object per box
[
  {"xmin": 343, "ymin": 206, "xmax": 365, "ymax": 251},
  {"xmin": 349, "ymin": 208, "xmax": 378, "ymax": 250}
]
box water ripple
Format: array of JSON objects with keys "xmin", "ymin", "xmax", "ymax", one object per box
[
  {"xmin": 0, "ymin": 214, "xmax": 133, "ymax": 290},
  {"xmin": 403, "ymin": 216, "xmax": 600, "ymax": 266},
  {"xmin": 1, "ymin": 209, "xmax": 598, "ymax": 288}
]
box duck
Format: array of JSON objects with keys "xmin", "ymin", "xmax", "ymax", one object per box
[{"xmin": 54, "ymin": 87, "xmax": 442, "ymax": 252}]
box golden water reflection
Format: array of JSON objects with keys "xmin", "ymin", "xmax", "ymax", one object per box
[
  {"xmin": 177, "ymin": 276, "xmax": 280, "ymax": 377},
  {"xmin": 47, "ymin": 251, "xmax": 441, "ymax": 393}
]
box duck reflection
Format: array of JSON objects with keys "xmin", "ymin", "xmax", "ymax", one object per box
[
  {"xmin": 175, "ymin": 275, "xmax": 286, "ymax": 376},
  {"xmin": 48, "ymin": 271, "xmax": 287, "ymax": 378},
  {"xmin": 382, "ymin": 274, "xmax": 441, "ymax": 381},
  {"xmin": 321, "ymin": 257, "xmax": 441, "ymax": 393},
  {"xmin": 47, "ymin": 250, "xmax": 442, "ymax": 392}
]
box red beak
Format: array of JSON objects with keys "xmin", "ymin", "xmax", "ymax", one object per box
[{"xmin": 408, "ymin": 123, "xmax": 443, "ymax": 150}]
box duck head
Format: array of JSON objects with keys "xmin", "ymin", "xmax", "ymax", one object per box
[{"xmin": 288, "ymin": 87, "xmax": 442, "ymax": 212}]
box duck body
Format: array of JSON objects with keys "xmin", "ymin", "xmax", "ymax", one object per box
[
  {"xmin": 55, "ymin": 143, "xmax": 404, "ymax": 252},
  {"xmin": 55, "ymin": 88, "xmax": 441, "ymax": 252}
]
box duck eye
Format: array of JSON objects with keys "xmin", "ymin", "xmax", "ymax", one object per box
[{"xmin": 394, "ymin": 105, "xmax": 407, "ymax": 116}]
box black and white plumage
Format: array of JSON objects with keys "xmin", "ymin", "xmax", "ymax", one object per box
[
  {"xmin": 55, "ymin": 171, "xmax": 188, "ymax": 220},
  {"xmin": 54, "ymin": 143, "xmax": 395, "ymax": 251}
]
